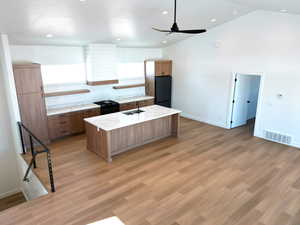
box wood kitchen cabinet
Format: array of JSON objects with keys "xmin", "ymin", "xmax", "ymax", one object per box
[
  {"xmin": 144, "ymin": 60, "xmax": 172, "ymax": 97},
  {"xmin": 139, "ymin": 99, "xmax": 155, "ymax": 107},
  {"xmin": 69, "ymin": 112, "xmax": 85, "ymax": 134},
  {"xmin": 13, "ymin": 64, "xmax": 49, "ymax": 146},
  {"xmin": 120, "ymin": 102, "xmax": 137, "ymax": 111},
  {"xmin": 83, "ymin": 108, "xmax": 101, "ymax": 118},
  {"xmin": 120, "ymin": 99, "xmax": 154, "ymax": 111},
  {"xmin": 17, "ymin": 92, "xmax": 49, "ymax": 144},
  {"xmin": 48, "ymin": 108, "xmax": 100, "ymax": 141},
  {"xmin": 13, "ymin": 64, "xmax": 44, "ymax": 95},
  {"xmin": 155, "ymin": 60, "xmax": 172, "ymax": 76},
  {"xmin": 48, "ymin": 114, "xmax": 71, "ymax": 140}
]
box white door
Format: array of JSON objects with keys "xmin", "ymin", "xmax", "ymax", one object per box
[{"xmin": 231, "ymin": 74, "xmax": 252, "ymax": 128}]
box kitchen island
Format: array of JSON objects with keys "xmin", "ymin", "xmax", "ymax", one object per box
[{"xmin": 84, "ymin": 105, "xmax": 181, "ymax": 162}]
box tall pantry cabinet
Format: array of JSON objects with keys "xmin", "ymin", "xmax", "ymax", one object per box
[
  {"xmin": 144, "ymin": 60, "xmax": 172, "ymax": 96},
  {"xmin": 13, "ymin": 63, "xmax": 50, "ymax": 146}
]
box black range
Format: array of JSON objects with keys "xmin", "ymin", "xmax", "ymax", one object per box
[{"xmin": 94, "ymin": 100, "xmax": 120, "ymax": 115}]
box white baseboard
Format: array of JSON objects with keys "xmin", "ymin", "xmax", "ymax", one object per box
[
  {"xmin": 180, "ymin": 112, "xmax": 227, "ymax": 129},
  {"xmin": 180, "ymin": 112, "xmax": 300, "ymax": 150},
  {"xmin": 255, "ymin": 133, "xmax": 300, "ymax": 149},
  {"xmin": 292, "ymin": 141, "xmax": 300, "ymax": 149},
  {"xmin": 20, "ymin": 187, "xmax": 30, "ymax": 201},
  {"xmin": 0, "ymin": 188, "xmax": 20, "ymax": 200}
]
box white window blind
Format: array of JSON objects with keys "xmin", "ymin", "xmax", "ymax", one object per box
[
  {"xmin": 117, "ymin": 62, "xmax": 145, "ymax": 82},
  {"xmin": 41, "ymin": 64, "xmax": 86, "ymax": 85},
  {"xmin": 117, "ymin": 48, "xmax": 162, "ymax": 84},
  {"xmin": 85, "ymin": 44, "xmax": 117, "ymax": 82}
]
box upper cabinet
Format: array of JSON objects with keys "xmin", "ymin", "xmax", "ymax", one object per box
[
  {"xmin": 13, "ymin": 63, "xmax": 50, "ymax": 145},
  {"xmin": 85, "ymin": 44, "xmax": 119, "ymax": 85},
  {"xmin": 155, "ymin": 60, "xmax": 172, "ymax": 76},
  {"xmin": 13, "ymin": 64, "xmax": 44, "ymax": 94}
]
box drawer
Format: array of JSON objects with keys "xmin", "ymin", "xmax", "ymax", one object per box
[
  {"xmin": 83, "ymin": 108, "xmax": 101, "ymax": 118},
  {"xmin": 48, "ymin": 114, "xmax": 71, "ymax": 140},
  {"xmin": 49, "ymin": 115, "xmax": 71, "ymax": 127},
  {"xmin": 59, "ymin": 129, "xmax": 71, "ymax": 136},
  {"xmin": 48, "ymin": 108, "xmax": 100, "ymax": 140}
]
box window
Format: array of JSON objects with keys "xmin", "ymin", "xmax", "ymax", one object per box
[
  {"xmin": 41, "ymin": 64, "xmax": 86, "ymax": 85},
  {"xmin": 117, "ymin": 62, "xmax": 145, "ymax": 84}
]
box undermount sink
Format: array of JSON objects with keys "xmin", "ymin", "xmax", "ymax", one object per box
[{"xmin": 123, "ymin": 109, "xmax": 144, "ymax": 115}]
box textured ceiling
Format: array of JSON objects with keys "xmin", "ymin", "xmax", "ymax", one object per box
[{"xmin": 0, "ymin": 0, "xmax": 295, "ymax": 47}]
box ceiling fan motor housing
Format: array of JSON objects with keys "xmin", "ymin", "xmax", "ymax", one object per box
[
  {"xmin": 152, "ymin": 0, "xmax": 206, "ymax": 34},
  {"xmin": 171, "ymin": 23, "xmax": 179, "ymax": 32}
]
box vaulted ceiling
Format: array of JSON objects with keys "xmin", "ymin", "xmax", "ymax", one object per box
[{"xmin": 0, "ymin": 0, "xmax": 298, "ymax": 47}]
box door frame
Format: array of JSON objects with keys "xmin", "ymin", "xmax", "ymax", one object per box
[{"xmin": 226, "ymin": 72, "xmax": 265, "ymax": 136}]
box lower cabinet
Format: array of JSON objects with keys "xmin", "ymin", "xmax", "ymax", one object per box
[
  {"xmin": 120, "ymin": 99, "xmax": 154, "ymax": 111},
  {"xmin": 139, "ymin": 99, "xmax": 155, "ymax": 107},
  {"xmin": 48, "ymin": 100, "xmax": 153, "ymax": 141},
  {"xmin": 48, "ymin": 108, "xmax": 100, "ymax": 141},
  {"xmin": 120, "ymin": 102, "xmax": 137, "ymax": 111}
]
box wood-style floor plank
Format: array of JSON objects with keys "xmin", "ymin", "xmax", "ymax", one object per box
[
  {"xmin": 0, "ymin": 193, "xmax": 26, "ymax": 212},
  {"xmin": 0, "ymin": 118, "xmax": 300, "ymax": 225}
]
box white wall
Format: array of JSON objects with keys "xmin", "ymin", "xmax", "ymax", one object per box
[
  {"xmin": 10, "ymin": 45, "xmax": 85, "ymax": 65},
  {"xmin": 163, "ymin": 10, "xmax": 300, "ymax": 148},
  {"xmin": 0, "ymin": 35, "xmax": 48, "ymax": 200},
  {"xmin": 10, "ymin": 45, "xmax": 162, "ymax": 109},
  {"xmin": 0, "ymin": 63, "xmax": 20, "ymax": 198}
]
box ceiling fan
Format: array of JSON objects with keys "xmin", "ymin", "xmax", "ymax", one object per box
[{"xmin": 153, "ymin": 0, "xmax": 207, "ymax": 34}]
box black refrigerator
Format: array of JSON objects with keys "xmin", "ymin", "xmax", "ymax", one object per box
[{"xmin": 155, "ymin": 76, "xmax": 172, "ymax": 107}]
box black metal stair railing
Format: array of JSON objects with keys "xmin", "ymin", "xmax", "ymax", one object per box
[{"xmin": 17, "ymin": 122, "xmax": 55, "ymax": 193}]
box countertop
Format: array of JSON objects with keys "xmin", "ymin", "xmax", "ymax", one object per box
[
  {"xmin": 115, "ymin": 95, "xmax": 154, "ymax": 104},
  {"xmin": 46, "ymin": 96, "xmax": 154, "ymax": 116},
  {"xmin": 84, "ymin": 105, "xmax": 181, "ymax": 131},
  {"xmin": 47, "ymin": 104, "xmax": 100, "ymax": 116}
]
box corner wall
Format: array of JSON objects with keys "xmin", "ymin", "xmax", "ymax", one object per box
[
  {"xmin": 0, "ymin": 34, "xmax": 48, "ymax": 200},
  {"xmin": 0, "ymin": 36, "xmax": 20, "ymax": 198},
  {"xmin": 163, "ymin": 10, "xmax": 300, "ymax": 148}
]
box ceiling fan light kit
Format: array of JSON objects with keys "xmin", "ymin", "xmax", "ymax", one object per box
[{"xmin": 153, "ymin": 0, "xmax": 207, "ymax": 34}]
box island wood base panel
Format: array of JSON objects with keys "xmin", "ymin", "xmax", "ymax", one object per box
[{"xmin": 85, "ymin": 114, "xmax": 180, "ymax": 162}]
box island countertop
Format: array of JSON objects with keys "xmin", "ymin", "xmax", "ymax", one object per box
[{"xmin": 84, "ymin": 105, "xmax": 181, "ymax": 131}]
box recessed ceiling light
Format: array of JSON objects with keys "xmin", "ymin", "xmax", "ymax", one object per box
[
  {"xmin": 79, "ymin": 0, "xmax": 86, "ymax": 2},
  {"xmin": 280, "ymin": 9, "xmax": 288, "ymax": 13},
  {"xmin": 162, "ymin": 40, "xmax": 167, "ymax": 44},
  {"xmin": 116, "ymin": 38, "xmax": 121, "ymax": 41},
  {"xmin": 162, "ymin": 11, "xmax": 168, "ymax": 15},
  {"xmin": 211, "ymin": 18, "xmax": 217, "ymax": 23},
  {"xmin": 46, "ymin": 34, "xmax": 53, "ymax": 38}
]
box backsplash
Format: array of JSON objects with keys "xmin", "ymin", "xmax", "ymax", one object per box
[{"xmin": 45, "ymin": 83, "xmax": 145, "ymax": 109}]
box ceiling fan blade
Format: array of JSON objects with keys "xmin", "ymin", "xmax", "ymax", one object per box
[
  {"xmin": 176, "ymin": 29, "xmax": 207, "ymax": 34},
  {"xmin": 152, "ymin": 0, "xmax": 207, "ymax": 35},
  {"xmin": 152, "ymin": 27, "xmax": 172, "ymax": 33}
]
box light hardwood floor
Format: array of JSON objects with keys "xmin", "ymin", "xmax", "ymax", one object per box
[
  {"xmin": 1, "ymin": 117, "xmax": 300, "ymax": 225},
  {"xmin": 0, "ymin": 193, "xmax": 26, "ymax": 212}
]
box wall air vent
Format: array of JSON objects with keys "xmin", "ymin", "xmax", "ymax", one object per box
[{"xmin": 264, "ymin": 130, "xmax": 292, "ymax": 145}]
